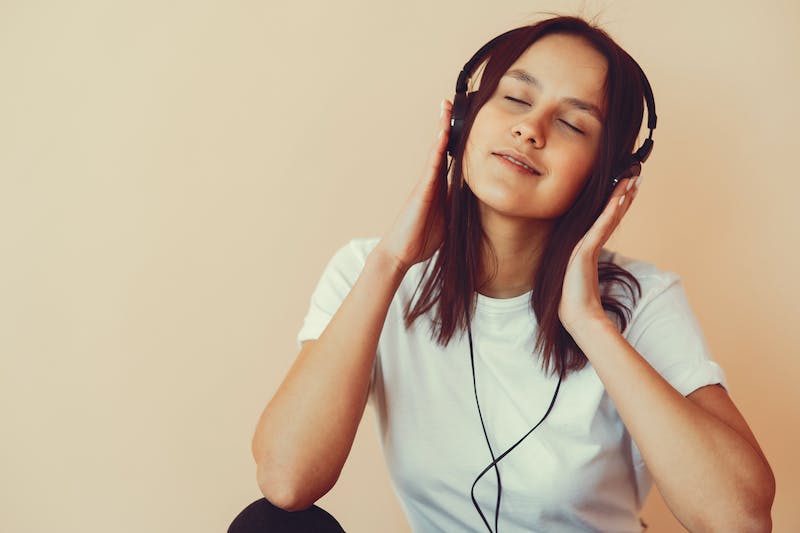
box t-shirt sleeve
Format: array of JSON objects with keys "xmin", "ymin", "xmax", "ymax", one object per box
[
  {"xmin": 624, "ymin": 272, "xmax": 728, "ymax": 396},
  {"xmin": 623, "ymin": 271, "xmax": 728, "ymax": 506},
  {"xmin": 295, "ymin": 238, "xmax": 375, "ymax": 349}
]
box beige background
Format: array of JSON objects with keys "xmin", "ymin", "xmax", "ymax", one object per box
[{"xmin": 1, "ymin": 1, "xmax": 798, "ymax": 531}]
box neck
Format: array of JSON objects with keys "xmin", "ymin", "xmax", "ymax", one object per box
[{"xmin": 476, "ymin": 205, "xmax": 553, "ymax": 299}]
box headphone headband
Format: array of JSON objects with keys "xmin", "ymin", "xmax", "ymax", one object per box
[{"xmin": 447, "ymin": 27, "xmax": 657, "ymax": 187}]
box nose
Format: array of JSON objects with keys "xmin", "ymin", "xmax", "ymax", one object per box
[{"xmin": 512, "ymin": 113, "xmax": 546, "ymax": 148}]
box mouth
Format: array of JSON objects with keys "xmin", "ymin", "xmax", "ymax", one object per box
[{"xmin": 492, "ymin": 153, "xmax": 541, "ymax": 176}]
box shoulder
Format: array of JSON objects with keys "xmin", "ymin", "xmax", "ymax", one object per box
[
  {"xmin": 601, "ymin": 247, "xmax": 680, "ymax": 290},
  {"xmin": 601, "ymin": 248, "xmax": 728, "ymax": 394},
  {"xmin": 326, "ymin": 237, "xmax": 431, "ymax": 284},
  {"xmin": 601, "ymin": 247, "xmax": 677, "ymax": 283},
  {"xmin": 599, "ymin": 247, "xmax": 688, "ymax": 319},
  {"xmin": 323, "ymin": 236, "xmax": 382, "ymax": 272}
]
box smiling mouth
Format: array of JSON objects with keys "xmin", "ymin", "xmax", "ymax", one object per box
[{"xmin": 493, "ymin": 153, "xmax": 541, "ymax": 175}]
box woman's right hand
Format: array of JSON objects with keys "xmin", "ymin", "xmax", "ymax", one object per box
[{"xmin": 375, "ymin": 99, "xmax": 453, "ymax": 274}]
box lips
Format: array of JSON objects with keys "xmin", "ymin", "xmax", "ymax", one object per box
[{"xmin": 491, "ymin": 150, "xmax": 542, "ymax": 175}]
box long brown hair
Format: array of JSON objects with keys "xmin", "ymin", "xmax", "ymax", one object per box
[{"xmin": 403, "ymin": 16, "xmax": 646, "ymax": 378}]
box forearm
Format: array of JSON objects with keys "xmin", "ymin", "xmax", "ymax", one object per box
[
  {"xmin": 570, "ymin": 319, "xmax": 774, "ymax": 532},
  {"xmin": 252, "ymin": 246, "xmax": 406, "ymax": 510}
]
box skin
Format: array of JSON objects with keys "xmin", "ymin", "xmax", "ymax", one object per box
[
  {"xmin": 454, "ymin": 33, "xmax": 775, "ymax": 529},
  {"xmin": 371, "ymin": 32, "xmax": 774, "ymax": 529},
  {"xmin": 463, "ymin": 32, "xmax": 609, "ymax": 298},
  {"xmin": 252, "ymin": 28, "xmax": 774, "ymax": 526}
]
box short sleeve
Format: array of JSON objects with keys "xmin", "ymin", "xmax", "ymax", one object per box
[
  {"xmin": 295, "ymin": 238, "xmax": 377, "ymax": 349},
  {"xmin": 624, "ymin": 272, "xmax": 728, "ymax": 396},
  {"xmin": 623, "ymin": 272, "xmax": 729, "ymax": 505}
]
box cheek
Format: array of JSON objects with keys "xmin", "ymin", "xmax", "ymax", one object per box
[
  {"xmin": 548, "ymin": 150, "xmax": 595, "ymax": 201},
  {"xmin": 461, "ymin": 134, "xmax": 484, "ymax": 185},
  {"xmin": 560, "ymin": 171, "xmax": 596, "ymax": 213},
  {"xmin": 539, "ymin": 180, "xmax": 590, "ymax": 219},
  {"xmin": 462, "ymin": 114, "xmax": 505, "ymax": 180},
  {"xmin": 553, "ymin": 141, "xmax": 599, "ymax": 186},
  {"xmin": 463, "ymin": 108, "xmax": 494, "ymax": 159}
]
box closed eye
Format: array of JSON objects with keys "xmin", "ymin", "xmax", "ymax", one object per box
[
  {"xmin": 504, "ymin": 96, "xmax": 530, "ymax": 106},
  {"xmin": 559, "ymin": 120, "xmax": 584, "ymax": 134},
  {"xmin": 505, "ymin": 96, "xmax": 585, "ymax": 135}
]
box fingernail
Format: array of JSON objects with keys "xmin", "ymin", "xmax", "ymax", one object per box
[
  {"xmin": 618, "ymin": 194, "xmax": 626, "ymax": 206},
  {"xmin": 440, "ymin": 99, "xmax": 445, "ymax": 117},
  {"xmin": 635, "ymin": 175, "xmax": 643, "ymax": 188},
  {"xmin": 626, "ymin": 178, "xmax": 635, "ymax": 192},
  {"xmin": 438, "ymin": 129, "xmax": 443, "ymax": 138}
]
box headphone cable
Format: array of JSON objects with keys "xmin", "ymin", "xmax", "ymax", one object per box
[{"xmin": 466, "ymin": 303, "xmax": 565, "ymax": 533}]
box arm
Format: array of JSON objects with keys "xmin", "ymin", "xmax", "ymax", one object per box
[
  {"xmin": 251, "ymin": 247, "xmax": 405, "ymax": 511},
  {"xmin": 558, "ymin": 175, "xmax": 774, "ymax": 531},
  {"xmin": 252, "ymin": 98, "xmax": 453, "ymax": 511},
  {"xmin": 570, "ymin": 318, "xmax": 775, "ymax": 532}
]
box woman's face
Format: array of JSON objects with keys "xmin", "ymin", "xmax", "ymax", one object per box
[{"xmin": 463, "ymin": 33, "xmax": 607, "ymax": 220}]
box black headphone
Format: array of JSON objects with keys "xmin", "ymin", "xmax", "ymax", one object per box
[
  {"xmin": 446, "ymin": 27, "xmax": 657, "ymax": 192},
  {"xmin": 452, "ymin": 27, "xmax": 658, "ymax": 533}
]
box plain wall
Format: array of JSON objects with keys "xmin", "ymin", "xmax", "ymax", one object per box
[{"xmin": 1, "ymin": 1, "xmax": 798, "ymax": 531}]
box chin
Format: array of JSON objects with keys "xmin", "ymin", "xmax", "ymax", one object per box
[
  {"xmin": 469, "ymin": 186, "xmax": 558, "ymax": 220},
  {"xmin": 475, "ymin": 196, "xmax": 560, "ymax": 221}
]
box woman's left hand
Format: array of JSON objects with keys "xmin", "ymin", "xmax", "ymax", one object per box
[{"xmin": 558, "ymin": 174, "xmax": 641, "ymax": 334}]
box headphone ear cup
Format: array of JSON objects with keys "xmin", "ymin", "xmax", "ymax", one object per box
[
  {"xmin": 609, "ymin": 159, "xmax": 641, "ymax": 190},
  {"xmin": 446, "ymin": 91, "xmax": 471, "ymax": 157}
]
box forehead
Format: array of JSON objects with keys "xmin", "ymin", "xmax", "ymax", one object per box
[{"xmin": 505, "ymin": 33, "xmax": 607, "ymax": 102}]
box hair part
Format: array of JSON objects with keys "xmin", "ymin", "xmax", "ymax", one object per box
[{"xmin": 403, "ymin": 15, "xmax": 645, "ymax": 378}]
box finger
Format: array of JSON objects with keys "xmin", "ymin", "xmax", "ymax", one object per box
[
  {"xmin": 439, "ymin": 98, "xmax": 452, "ymax": 129},
  {"xmin": 580, "ymin": 175, "xmax": 641, "ymax": 256},
  {"xmin": 604, "ymin": 176, "xmax": 634, "ymax": 219},
  {"xmin": 591, "ymin": 181, "xmax": 632, "ymax": 243},
  {"xmin": 415, "ymin": 100, "xmax": 452, "ymax": 196},
  {"xmin": 422, "ymin": 101, "xmax": 448, "ymax": 165},
  {"xmin": 440, "ymin": 99, "xmax": 453, "ymax": 187},
  {"xmin": 610, "ymin": 176, "xmax": 636, "ymax": 200},
  {"xmin": 433, "ymin": 99, "xmax": 452, "ymax": 149},
  {"xmin": 573, "ymin": 199, "xmax": 614, "ymax": 256},
  {"xmin": 437, "ymin": 99, "xmax": 452, "ymax": 151},
  {"xmin": 618, "ymin": 175, "xmax": 643, "ymax": 216}
]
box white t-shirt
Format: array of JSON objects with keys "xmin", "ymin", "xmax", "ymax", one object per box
[{"xmin": 297, "ymin": 237, "xmax": 728, "ymax": 533}]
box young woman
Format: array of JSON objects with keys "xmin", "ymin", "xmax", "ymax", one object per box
[{"xmin": 231, "ymin": 15, "xmax": 775, "ymax": 533}]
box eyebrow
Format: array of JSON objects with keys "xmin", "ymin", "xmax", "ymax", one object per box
[{"xmin": 503, "ymin": 68, "xmax": 604, "ymax": 121}]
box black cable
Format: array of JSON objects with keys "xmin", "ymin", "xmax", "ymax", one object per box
[
  {"xmin": 465, "ymin": 304, "xmax": 503, "ymax": 533},
  {"xmin": 466, "ymin": 299, "xmax": 565, "ymax": 533}
]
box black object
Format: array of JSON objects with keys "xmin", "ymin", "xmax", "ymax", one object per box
[{"xmin": 228, "ymin": 498, "xmax": 346, "ymax": 533}]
